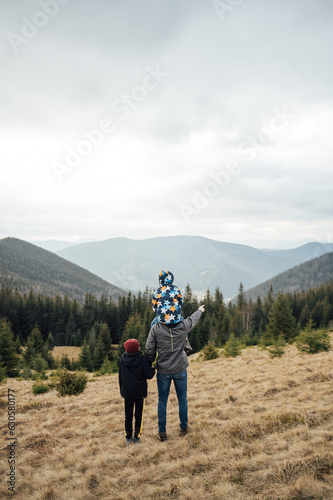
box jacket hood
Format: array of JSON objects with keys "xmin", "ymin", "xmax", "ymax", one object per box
[
  {"xmin": 159, "ymin": 270, "xmax": 174, "ymax": 286},
  {"xmin": 153, "ymin": 271, "xmax": 183, "ymax": 325},
  {"xmin": 122, "ymin": 350, "xmax": 142, "ymax": 368}
]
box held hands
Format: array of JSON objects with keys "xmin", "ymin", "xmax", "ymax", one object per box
[{"xmin": 198, "ymin": 305, "xmax": 205, "ymax": 313}]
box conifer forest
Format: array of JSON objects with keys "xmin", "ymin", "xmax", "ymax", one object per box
[{"xmin": 0, "ymin": 281, "xmax": 332, "ymax": 376}]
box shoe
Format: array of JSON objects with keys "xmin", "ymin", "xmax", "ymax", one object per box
[
  {"xmin": 179, "ymin": 428, "xmax": 188, "ymax": 436},
  {"xmin": 132, "ymin": 437, "xmax": 141, "ymax": 444},
  {"xmin": 126, "ymin": 438, "xmax": 132, "ymax": 446},
  {"xmin": 158, "ymin": 432, "xmax": 168, "ymax": 442}
]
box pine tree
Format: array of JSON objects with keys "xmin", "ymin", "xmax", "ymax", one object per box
[
  {"xmin": 23, "ymin": 337, "xmax": 35, "ymax": 368},
  {"xmin": 218, "ymin": 310, "xmax": 232, "ymax": 345},
  {"xmin": 65, "ymin": 313, "xmax": 77, "ymax": 346},
  {"xmin": 213, "ymin": 287, "xmax": 224, "ymax": 316},
  {"xmin": 99, "ymin": 323, "xmax": 111, "ymax": 358},
  {"xmin": 249, "ymin": 296, "xmax": 264, "ymax": 342},
  {"xmin": 117, "ymin": 296, "xmax": 129, "ymax": 341},
  {"xmin": 88, "ymin": 325, "xmax": 98, "ymax": 353},
  {"xmin": 47, "ymin": 332, "xmax": 55, "ymax": 350},
  {"xmin": 223, "ymin": 333, "xmax": 242, "ymax": 358},
  {"xmin": 267, "ymin": 334, "xmax": 286, "ymax": 358},
  {"xmin": 182, "ymin": 284, "xmax": 194, "ymax": 318},
  {"xmin": 140, "ymin": 306, "xmax": 154, "ymax": 348},
  {"xmin": 32, "ymin": 354, "xmax": 48, "ymax": 373},
  {"xmin": 198, "ymin": 315, "xmax": 211, "ymax": 347},
  {"xmin": 231, "ymin": 309, "xmax": 244, "ymax": 337},
  {"xmin": 299, "ymin": 304, "xmax": 311, "ymax": 328},
  {"xmin": 73, "ymin": 328, "xmax": 84, "ymax": 347},
  {"xmin": 263, "ymin": 285, "xmax": 274, "ymax": 329},
  {"xmin": 190, "ymin": 327, "xmax": 202, "ymax": 352},
  {"xmin": 204, "ymin": 289, "xmax": 212, "ymax": 315},
  {"xmin": 79, "ymin": 340, "xmax": 94, "ymax": 372},
  {"xmin": 0, "ymin": 319, "xmax": 19, "ymax": 377},
  {"xmin": 94, "ymin": 337, "xmax": 106, "ymax": 371},
  {"xmin": 265, "ymin": 292, "xmax": 297, "ymax": 342},
  {"xmin": 237, "ymin": 282, "xmax": 247, "ymax": 310},
  {"xmin": 295, "ymin": 317, "xmax": 331, "ymax": 354},
  {"xmin": 22, "ymin": 289, "xmax": 38, "ymax": 340},
  {"xmin": 15, "ymin": 336, "xmax": 22, "ymax": 354},
  {"xmin": 118, "ymin": 314, "xmax": 143, "ymax": 359},
  {"xmin": 30, "ymin": 324, "xmax": 45, "ymax": 354}
]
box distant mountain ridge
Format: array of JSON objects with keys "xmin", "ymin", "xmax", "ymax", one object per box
[
  {"xmin": 243, "ymin": 251, "xmax": 333, "ymax": 301},
  {"xmin": 55, "ymin": 236, "xmax": 333, "ymax": 299},
  {"xmin": 30, "ymin": 240, "xmax": 79, "ymax": 252},
  {"xmin": 0, "ymin": 237, "xmax": 125, "ymax": 300}
]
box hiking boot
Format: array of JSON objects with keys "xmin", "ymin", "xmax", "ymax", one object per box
[
  {"xmin": 126, "ymin": 438, "xmax": 132, "ymax": 446},
  {"xmin": 158, "ymin": 432, "xmax": 167, "ymax": 442},
  {"xmin": 132, "ymin": 437, "xmax": 141, "ymax": 444},
  {"xmin": 179, "ymin": 428, "xmax": 188, "ymax": 436}
]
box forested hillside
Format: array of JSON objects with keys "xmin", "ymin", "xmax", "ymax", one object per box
[
  {"xmin": 0, "ymin": 237, "xmax": 124, "ymax": 301},
  {"xmin": 1, "ymin": 280, "xmax": 332, "ymax": 353},
  {"xmin": 244, "ymin": 252, "xmax": 333, "ymax": 301}
]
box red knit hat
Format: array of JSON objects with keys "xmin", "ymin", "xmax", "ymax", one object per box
[{"xmin": 124, "ymin": 338, "xmax": 140, "ymax": 353}]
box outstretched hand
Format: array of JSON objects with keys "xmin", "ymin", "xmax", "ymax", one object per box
[{"xmin": 198, "ymin": 305, "xmax": 205, "ymax": 313}]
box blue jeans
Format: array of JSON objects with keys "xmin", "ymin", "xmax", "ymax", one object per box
[{"xmin": 157, "ymin": 369, "xmax": 188, "ymax": 433}]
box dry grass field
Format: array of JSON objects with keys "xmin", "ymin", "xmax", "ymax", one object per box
[
  {"xmin": 1, "ymin": 338, "xmax": 333, "ymax": 499},
  {"xmin": 52, "ymin": 345, "xmax": 119, "ymax": 362},
  {"xmin": 52, "ymin": 346, "xmax": 82, "ymax": 362}
]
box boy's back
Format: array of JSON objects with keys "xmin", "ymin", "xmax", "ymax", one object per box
[{"xmin": 119, "ymin": 350, "xmax": 155, "ymax": 399}]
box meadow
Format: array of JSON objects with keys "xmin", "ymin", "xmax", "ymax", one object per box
[{"xmin": 1, "ymin": 339, "xmax": 333, "ymax": 499}]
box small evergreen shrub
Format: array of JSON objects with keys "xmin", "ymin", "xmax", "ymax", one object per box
[
  {"xmin": 267, "ymin": 334, "xmax": 286, "ymax": 358},
  {"xmin": 31, "ymin": 372, "xmax": 48, "ymax": 381},
  {"xmin": 98, "ymin": 357, "xmax": 118, "ymax": 375},
  {"xmin": 60, "ymin": 354, "xmax": 72, "ymax": 370},
  {"xmin": 21, "ymin": 366, "xmax": 33, "ymax": 380},
  {"xmin": 224, "ymin": 333, "xmax": 242, "ymax": 358},
  {"xmin": 296, "ymin": 328, "xmax": 331, "ymax": 354},
  {"xmin": 202, "ymin": 342, "xmax": 220, "ymax": 361},
  {"xmin": 32, "ymin": 382, "xmax": 50, "ymax": 395},
  {"xmin": 56, "ymin": 369, "xmax": 88, "ymax": 396},
  {"xmin": 32, "ymin": 354, "xmax": 49, "ymax": 373}
]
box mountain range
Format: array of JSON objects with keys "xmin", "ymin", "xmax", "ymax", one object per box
[
  {"xmin": 51, "ymin": 236, "xmax": 333, "ymax": 299},
  {"xmin": 0, "ymin": 237, "xmax": 124, "ymax": 300}
]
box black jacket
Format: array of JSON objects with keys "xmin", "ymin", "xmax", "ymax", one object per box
[{"xmin": 119, "ymin": 350, "xmax": 155, "ymax": 399}]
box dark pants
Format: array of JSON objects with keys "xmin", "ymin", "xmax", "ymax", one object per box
[{"xmin": 124, "ymin": 398, "xmax": 145, "ymax": 439}]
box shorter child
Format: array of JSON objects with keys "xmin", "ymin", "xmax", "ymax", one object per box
[
  {"xmin": 119, "ymin": 338, "xmax": 155, "ymax": 445},
  {"xmin": 151, "ymin": 270, "xmax": 192, "ymax": 350},
  {"xmin": 151, "ymin": 270, "xmax": 183, "ymax": 325}
]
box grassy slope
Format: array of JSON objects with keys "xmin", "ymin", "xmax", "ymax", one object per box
[{"xmin": 1, "ymin": 339, "xmax": 333, "ymax": 499}]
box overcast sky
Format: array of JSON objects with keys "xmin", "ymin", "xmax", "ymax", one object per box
[{"xmin": 1, "ymin": 0, "xmax": 332, "ymax": 249}]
